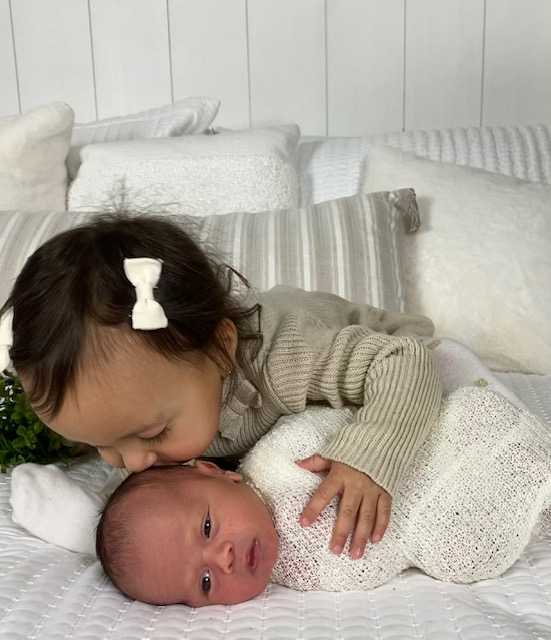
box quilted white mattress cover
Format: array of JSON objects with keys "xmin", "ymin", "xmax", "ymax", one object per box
[{"xmin": 1, "ymin": 124, "xmax": 551, "ymax": 640}]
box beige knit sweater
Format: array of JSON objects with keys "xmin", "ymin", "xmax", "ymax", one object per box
[{"xmin": 203, "ymin": 286, "xmax": 442, "ymax": 495}]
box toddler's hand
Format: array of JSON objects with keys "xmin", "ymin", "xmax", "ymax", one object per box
[{"xmin": 295, "ymin": 454, "xmax": 391, "ymax": 559}]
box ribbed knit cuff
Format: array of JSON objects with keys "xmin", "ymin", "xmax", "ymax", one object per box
[{"xmin": 319, "ymin": 344, "xmax": 443, "ymax": 495}]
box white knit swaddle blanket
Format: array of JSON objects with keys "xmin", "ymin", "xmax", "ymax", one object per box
[{"xmin": 240, "ymin": 387, "xmax": 551, "ymax": 591}]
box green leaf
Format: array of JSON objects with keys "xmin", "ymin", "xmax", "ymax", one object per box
[{"xmin": 0, "ymin": 376, "xmax": 80, "ymax": 471}]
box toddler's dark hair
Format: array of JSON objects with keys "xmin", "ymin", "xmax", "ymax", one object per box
[
  {"xmin": 1, "ymin": 213, "xmax": 261, "ymax": 419},
  {"xmin": 96, "ymin": 465, "xmax": 188, "ymax": 601}
]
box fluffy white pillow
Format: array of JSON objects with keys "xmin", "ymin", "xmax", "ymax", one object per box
[
  {"xmin": 67, "ymin": 124, "xmax": 301, "ymax": 216},
  {"xmin": 0, "ymin": 102, "xmax": 73, "ymax": 212},
  {"xmin": 67, "ymin": 97, "xmax": 220, "ymax": 179},
  {"xmin": 363, "ymin": 146, "xmax": 551, "ymax": 375}
]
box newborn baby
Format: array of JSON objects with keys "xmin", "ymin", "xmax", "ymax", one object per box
[
  {"xmin": 96, "ymin": 387, "xmax": 551, "ymax": 606},
  {"xmin": 96, "ymin": 460, "xmax": 279, "ymax": 607}
]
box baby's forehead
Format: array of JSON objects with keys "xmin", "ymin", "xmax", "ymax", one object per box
[
  {"xmin": 129, "ymin": 466, "xmax": 210, "ymax": 502},
  {"xmin": 116, "ymin": 469, "xmax": 204, "ymax": 532}
]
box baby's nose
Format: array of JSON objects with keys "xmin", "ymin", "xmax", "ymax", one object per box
[{"xmin": 212, "ymin": 540, "xmax": 234, "ymax": 574}]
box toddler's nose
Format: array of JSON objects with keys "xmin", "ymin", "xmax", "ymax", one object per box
[
  {"xmin": 120, "ymin": 449, "xmax": 158, "ymax": 473},
  {"xmin": 98, "ymin": 444, "xmax": 158, "ymax": 473}
]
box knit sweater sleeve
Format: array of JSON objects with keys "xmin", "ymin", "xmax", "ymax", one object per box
[{"xmin": 262, "ymin": 288, "xmax": 443, "ymax": 495}]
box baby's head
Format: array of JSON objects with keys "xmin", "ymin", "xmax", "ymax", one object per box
[
  {"xmin": 96, "ymin": 461, "xmax": 279, "ymax": 607},
  {"xmin": 2, "ymin": 214, "xmax": 260, "ymax": 471}
]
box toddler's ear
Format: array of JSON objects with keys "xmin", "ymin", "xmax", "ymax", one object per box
[
  {"xmin": 218, "ymin": 318, "xmax": 238, "ymax": 362},
  {"xmin": 194, "ymin": 460, "xmax": 243, "ymax": 483}
]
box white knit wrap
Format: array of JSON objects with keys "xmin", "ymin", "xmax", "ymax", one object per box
[{"xmin": 240, "ymin": 388, "xmax": 551, "ymax": 591}]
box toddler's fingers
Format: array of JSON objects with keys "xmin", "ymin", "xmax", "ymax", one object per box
[
  {"xmin": 330, "ymin": 491, "xmax": 362, "ymax": 555},
  {"xmin": 299, "ymin": 476, "xmax": 339, "ymax": 527},
  {"xmin": 295, "ymin": 454, "xmax": 331, "ymax": 473},
  {"xmin": 348, "ymin": 497, "xmax": 377, "ymax": 558},
  {"xmin": 371, "ymin": 493, "xmax": 392, "ymax": 543}
]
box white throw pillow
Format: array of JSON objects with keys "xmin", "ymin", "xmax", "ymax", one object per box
[
  {"xmin": 363, "ymin": 146, "xmax": 551, "ymax": 375},
  {"xmin": 67, "ymin": 124, "xmax": 301, "ymax": 216},
  {"xmin": 67, "ymin": 97, "xmax": 220, "ymax": 179},
  {"xmin": 0, "ymin": 102, "xmax": 73, "ymax": 212}
]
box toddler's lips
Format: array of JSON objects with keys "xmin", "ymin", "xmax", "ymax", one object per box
[{"xmin": 247, "ymin": 538, "xmax": 259, "ymax": 574}]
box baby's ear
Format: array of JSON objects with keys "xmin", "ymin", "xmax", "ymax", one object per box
[{"xmin": 194, "ymin": 460, "xmax": 243, "ymax": 484}]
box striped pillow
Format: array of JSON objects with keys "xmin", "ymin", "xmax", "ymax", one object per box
[{"xmin": 0, "ymin": 189, "xmax": 415, "ymax": 313}]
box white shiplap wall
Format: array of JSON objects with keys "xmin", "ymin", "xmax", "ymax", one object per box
[{"xmin": 1, "ymin": 0, "xmax": 550, "ymax": 135}]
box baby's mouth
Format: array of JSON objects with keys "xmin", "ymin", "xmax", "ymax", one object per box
[{"xmin": 247, "ymin": 538, "xmax": 259, "ymax": 574}]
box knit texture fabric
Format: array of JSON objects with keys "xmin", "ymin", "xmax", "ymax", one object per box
[
  {"xmin": 240, "ymin": 389, "xmax": 551, "ymax": 591},
  {"xmin": 205, "ymin": 286, "xmax": 442, "ymax": 496}
]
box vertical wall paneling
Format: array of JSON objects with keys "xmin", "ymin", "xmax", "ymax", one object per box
[
  {"xmin": 89, "ymin": 0, "xmax": 172, "ymax": 119},
  {"xmin": 405, "ymin": 0, "xmax": 484, "ymax": 131},
  {"xmin": 169, "ymin": 0, "xmax": 249, "ymax": 129},
  {"xmin": 327, "ymin": 0, "xmax": 404, "ymax": 136},
  {"xmin": 248, "ymin": 0, "xmax": 326, "ymax": 135},
  {"xmin": 10, "ymin": 0, "xmax": 95, "ymax": 120},
  {"xmin": 0, "ymin": 0, "xmax": 19, "ymax": 116},
  {"xmin": 483, "ymin": 0, "xmax": 551, "ymax": 126},
  {"xmin": 3, "ymin": 1, "xmax": 550, "ymax": 133}
]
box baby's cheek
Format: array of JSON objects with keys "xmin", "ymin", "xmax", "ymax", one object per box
[{"xmin": 218, "ymin": 575, "xmax": 266, "ymax": 605}]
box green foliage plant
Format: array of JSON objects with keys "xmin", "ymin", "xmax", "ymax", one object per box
[{"xmin": 0, "ymin": 375, "xmax": 76, "ymax": 472}]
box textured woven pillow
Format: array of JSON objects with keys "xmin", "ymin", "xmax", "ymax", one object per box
[
  {"xmin": 67, "ymin": 124, "xmax": 301, "ymax": 216},
  {"xmin": 363, "ymin": 145, "xmax": 551, "ymax": 375},
  {"xmin": 0, "ymin": 189, "xmax": 417, "ymax": 312},
  {"xmin": 67, "ymin": 97, "xmax": 220, "ymax": 179},
  {"xmin": 0, "ymin": 102, "xmax": 74, "ymax": 212}
]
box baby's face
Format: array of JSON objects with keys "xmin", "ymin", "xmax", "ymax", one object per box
[{"xmin": 126, "ymin": 463, "xmax": 279, "ymax": 607}]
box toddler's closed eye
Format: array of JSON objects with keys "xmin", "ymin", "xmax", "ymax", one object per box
[{"xmin": 140, "ymin": 426, "xmax": 170, "ymax": 445}]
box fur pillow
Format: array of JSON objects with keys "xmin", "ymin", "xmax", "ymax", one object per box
[
  {"xmin": 363, "ymin": 146, "xmax": 551, "ymax": 374},
  {"xmin": 0, "ymin": 102, "xmax": 73, "ymax": 212}
]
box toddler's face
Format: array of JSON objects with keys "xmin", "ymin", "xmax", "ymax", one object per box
[
  {"xmin": 124, "ymin": 462, "xmax": 279, "ymax": 606},
  {"xmin": 42, "ymin": 338, "xmax": 226, "ymax": 472}
]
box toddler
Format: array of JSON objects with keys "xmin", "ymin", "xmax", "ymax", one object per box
[
  {"xmin": 0, "ymin": 208, "xmax": 442, "ymax": 555},
  {"xmin": 95, "ymin": 390, "xmax": 551, "ymax": 607}
]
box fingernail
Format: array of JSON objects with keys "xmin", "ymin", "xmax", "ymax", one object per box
[
  {"xmin": 300, "ymin": 516, "xmax": 310, "ymax": 527},
  {"xmin": 331, "ymin": 543, "xmax": 343, "ymax": 554},
  {"xmin": 372, "ymin": 533, "xmax": 381, "ymax": 543},
  {"xmin": 351, "ymin": 547, "xmax": 363, "ymax": 559}
]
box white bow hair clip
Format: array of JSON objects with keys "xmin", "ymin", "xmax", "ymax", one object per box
[
  {"xmin": 123, "ymin": 258, "xmax": 168, "ymax": 331},
  {"xmin": 0, "ymin": 307, "xmax": 14, "ymax": 376}
]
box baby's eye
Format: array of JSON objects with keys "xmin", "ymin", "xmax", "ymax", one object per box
[
  {"xmin": 201, "ymin": 570, "xmax": 211, "ymax": 592},
  {"xmin": 204, "ymin": 515, "xmax": 211, "ymax": 538}
]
